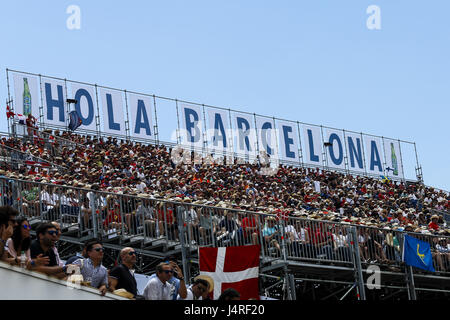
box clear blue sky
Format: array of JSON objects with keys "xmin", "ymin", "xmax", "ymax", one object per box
[{"xmin": 0, "ymin": 1, "xmax": 449, "ymax": 191}]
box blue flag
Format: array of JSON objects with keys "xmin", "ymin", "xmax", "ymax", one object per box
[
  {"xmin": 68, "ymin": 110, "xmax": 82, "ymax": 131},
  {"xmin": 403, "ymin": 235, "xmax": 435, "ymax": 272}
]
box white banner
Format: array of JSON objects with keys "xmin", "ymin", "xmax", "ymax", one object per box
[
  {"xmin": 364, "ymin": 136, "xmax": 384, "ymax": 176},
  {"xmin": 255, "ymin": 116, "xmax": 277, "ymax": 157},
  {"xmin": 180, "ymin": 104, "xmax": 204, "ymax": 149},
  {"xmin": 70, "ymin": 83, "xmax": 97, "ymax": 132},
  {"xmin": 206, "ymin": 108, "xmax": 231, "ymax": 155},
  {"xmin": 231, "ymin": 112, "xmax": 257, "ymax": 159},
  {"xmin": 128, "ymin": 94, "xmax": 154, "ymax": 139},
  {"xmin": 302, "ymin": 124, "xmax": 323, "ymax": 166},
  {"xmin": 383, "ymin": 138, "xmax": 403, "ymax": 179},
  {"xmin": 277, "ymin": 120, "xmax": 299, "ymax": 162},
  {"xmin": 41, "ymin": 78, "xmax": 67, "ymax": 127},
  {"xmin": 324, "ymin": 129, "xmax": 346, "ymax": 170},
  {"xmin": 345, "ymin": 132, "xmax": 366, "ymax": 174},
  {"xmin": 100, "ymin": 89, "xmax": 126, "ymax": 136},
  {"xmin": 13, "ymin": 73, "xmax": 40, "ymax": 119}
]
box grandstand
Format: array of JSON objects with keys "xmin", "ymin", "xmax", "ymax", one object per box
[{"xmin": 1, "ymin": 121, "xmax": 449, "ymax": 300}]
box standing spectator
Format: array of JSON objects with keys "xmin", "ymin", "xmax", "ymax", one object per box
[
  {"xmin": 143, "ymin": 262, "xmax": 175, "ymax": 300},
  {"xmin": 71, "ymin": 240, "xmax": 108, "ymax": 295},
  {"xmin": 109, "ymin": 247, "xmax": 138, "ymax": 298},
  {"xmin": 148, "ymin": 258, "xmax": 187, "ymax": 300}
]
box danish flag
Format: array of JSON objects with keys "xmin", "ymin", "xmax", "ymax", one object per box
[{"xmin": 199, "ymin": 245, "xmax": 260, "ymax": 300}]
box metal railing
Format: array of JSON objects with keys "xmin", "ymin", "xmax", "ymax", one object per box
[{"xmin": 1, "ymin": 176, "xmax": 449, "ymax": 276}]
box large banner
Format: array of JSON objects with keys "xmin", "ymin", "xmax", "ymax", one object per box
[
  {"xmin": 128, "ymin": 93, "xmax": 154, "ymax": 140},
  {"xmin": 13, "ymin": 73, "xmax": 40, "ymax": 119},
  {"xmin": 179, "ymin": 103, "xmax": 204, "ymax": 149},
  {"xmin": 41, "ymin": 77, "xmax": 67, "ymax": 127},
  {"xmin": 69, "ymin": 83, "xmax": 97, "ymax": 132},
  {"xmin": 276, "ymin": 120, "xmax": 300, "ymax": 163},
  {"xmin": 100, "ymin": 88, "xmax": 126, "ymax": 136},
  {"xmin": 10, "ymin": 70, "xmax": 412, "ymax": 181}
]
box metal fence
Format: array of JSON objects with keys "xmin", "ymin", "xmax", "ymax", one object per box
[{"xmin": 1, "ymin": 176, "xmax": 449, "ymax": 275}]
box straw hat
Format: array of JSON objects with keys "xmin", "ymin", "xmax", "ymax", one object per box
[
  {"xmin": 194, "ymin": 275, "xmax": 214, "ymax": 293},
  {"xmin": 112, "ymin": 289, "xmax": 134, "ymax": 299}
]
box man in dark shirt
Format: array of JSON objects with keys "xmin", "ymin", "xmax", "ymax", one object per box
[
  {"xmin": 109, "ymin": 247, "xmax": 138, "ymax": 298},
  {"xmin": 30, "ymin": 222, "xmax": 66, "ymax": 278}
]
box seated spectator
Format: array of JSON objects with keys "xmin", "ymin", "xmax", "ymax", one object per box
[
  {"xmin": 241, "ymin": 212, "xmax": 261, "ymax": 246},
  {"xmin": 6, "ymin": 217, "xmax": 32, "ymax": 261},
  {"xmin": 198, "ymin": 206, "xmax": 217, "ymax": 245},
  {"xmin": 30, "ymin": 222, "xmax": 66, "ymax": 278},
  {"xmin": 21, "ymin": 185, "xmax": 39, "ymax": 218},
  {"xmin": 157, "ymin": 202, "xmax": 177, "ymax": 240},
  {"xmin": 70, "ymin": 240, "xmax": 108, "ymax": 295},
  {"xmin": 177, "ymin": 277, "xmax": 210, "ymax": 300},
  {"xmin": 0, "ymin": 206, "xmax": 19, "ymax": 261},
  {"xmin": 216, "ymin": 210, "xmax": 240, "ymax": 246},
  {"xmin": 109, "ymin": 247, "xmax": 138, "ymax": 298},
  {"xmin": 332, "ymin": 224, "xmax": 351, "ymax": 262},
  {"xmin": 262, "ymin": 216, "xmax": 281, "ymax": 255},
  {"xmin": 65, "ymin": 242, "xmax": 88, "ymax": 265},
  {"xmin": 434, "ymin": 237, "xmax": 450, "ymax": 271},
  {"xmin": 429, "ymin": 215, "xmax": 440, "ymax": 231},
  {"xmin": 51, "ymin": 221, "xmax": 64, "ymax": 267}
]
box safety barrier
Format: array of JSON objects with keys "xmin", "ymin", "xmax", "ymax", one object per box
[{"xmin": 1, "ymin": 176, "xmax": 449, "ymax": 275}]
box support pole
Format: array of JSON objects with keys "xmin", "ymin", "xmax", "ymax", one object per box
[
  {"xmin": 350, "ymin": 226, "xmax": 366, "ymax": 300},
  {"xmin": 177, "ymin": 205, "xmax": 190, "ymax": 284},
  {"xmin": 405, "ymin": 265, "xmax": 417, "ymax": 300}
]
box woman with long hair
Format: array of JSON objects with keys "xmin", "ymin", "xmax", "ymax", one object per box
[
  {"xmin": 3, "ymin": 216, "xmax": 49, "ymax": 268},
  {"xmin": 6, "ymin": 217, "xmax": 32, "ymax": 260}
]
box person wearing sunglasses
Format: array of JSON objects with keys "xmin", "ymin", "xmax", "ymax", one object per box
[
  {"xmin": 30, "ymin": 222, "xmax": 67, "ymax": 279},
  {"xmin": 142, "ymin": 262, "xmax": 175, "ymax": 300},
  {"xmin": 148, "ymin": 257, "xmax": 187, "ymax": 300},
  {"xmin": 109, "ymin": 247, "xmax": 138, "ymax": 298},
  {"xmin": 70, "ymin": 240, "xmax": 109, "ymax": 296},
  {"xmin": 3, "ymin": 217, "xmax": 49, "ymax": 269},
  {"xmin": 50, "ymin": 221, "xmax": 64, "ymax": 267}
]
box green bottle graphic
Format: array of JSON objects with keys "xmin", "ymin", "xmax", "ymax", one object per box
[
  {"xmin": 23, "ymin": 78, "xmax": 32, "ymax": 116},
  {"xmin": 390, "ymin": 142, "xmax": 398, "ymax": 176}
]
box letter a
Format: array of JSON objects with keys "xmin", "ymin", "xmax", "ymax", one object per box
[
  {"xmin": 366, "ymin": 5, "xmax": 381, "ymax": 30},
  {"xmin": 66, "ymin": 5, "xmax": 81, "ymax": 30}
]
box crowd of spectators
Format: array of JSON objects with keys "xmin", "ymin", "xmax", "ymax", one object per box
[
  {"xmin": 0, "ymin": 129, "xmax": 448, "ymax": 234},
  {"xmin": 0, "ymin": 204, "xmax": 215, "ymax": 300}
]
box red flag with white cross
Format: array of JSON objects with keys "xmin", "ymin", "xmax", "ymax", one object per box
[{"xmin": 199, "ymin": 245, "xmax": 260, "ymax": 300}]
